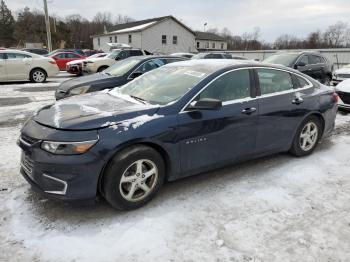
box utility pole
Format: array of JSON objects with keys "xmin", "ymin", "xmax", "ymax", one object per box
[{"xmin": 43, "ymin": 0, "xmax": 52, "ymax": 51}]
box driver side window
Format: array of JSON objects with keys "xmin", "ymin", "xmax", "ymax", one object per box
[
  {"xmin": 298, "ymin": 55, "xmax": 309, "ymax": 65},
  {"xmin": 198, "ymin": 69, "xmax": 251, "ymax": 102},
  {"xmin": 137, "ymin": 59, "xmax": 165, "ymax": 73}
]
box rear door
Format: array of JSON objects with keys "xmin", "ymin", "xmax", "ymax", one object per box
[
  {"xmin": 5, "ymin": 52, "xmax": 32, "ymax": 80},
  {"xmin": 53, "ymin": 53, "xmax": 66, "ymax": 70},
  {"xmin": 308, "ymin": 55, "xmax": 324, "ymax": 81},
  {"xmin": 0, "ymin": 53, "xmax": 6, "ymax": 81},
  {"xmin": 177, "ymin": 68, "xmax": 258, "ymax": 173},
  {"xmin": 255, "ymin": 68, "xmax": 314, "ymax": 154}
]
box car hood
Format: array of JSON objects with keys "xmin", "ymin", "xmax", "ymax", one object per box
[
  {"xmin": 58, "ymin": 73, "xmax": 118, "ymax": 91},
  {"xmin": 336, "ymin": 79, "xmax": 350, "ymax": 93},
  {"xmin": 34, "ymin": 92, "xmax": 159, "ymax": 130},
  {"xmin": 335, "ymin": 67, "xmax": 350, "ymax": 75}
]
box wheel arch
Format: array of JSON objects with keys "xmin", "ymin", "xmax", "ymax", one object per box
[
  {"xmin": 97, "ymin": 140, "xmax": 172, "ymax": 197},
  {"xmin": 29, "ymin": 67, "xmax": 47, "ymax": 79}
]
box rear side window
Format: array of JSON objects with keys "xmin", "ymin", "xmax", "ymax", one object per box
[
  {"xmin": 198, "ymin": 69, "xmax": 251, "ymax": 102},
  {"xmin": 205, "ymin": 53, "xmax": 223, "ymax": 59},
  {"xmin": 66, "ymin": 53, "xmax": 80, "ymax": 58},
  {"xmin": 0, "ymin": 53, "xmax": 5, "ymax": 59},
  {"xmin": 6, "ymin": 53, "xmax": 31, "ymax": 59},
  {"xmin": 130, "ymin": 50, "xmax": 143, "ymax": 56},
  {"xmin": 309, "ymin": 55, "xmax": 322, "ymax": 64},
  {"xmin": 257, "ymin": 68, "xmax": 293, "ymax": 95},
  {"xmin": 295, "ymin": 75, "xmax": 310, "ymax": 88},
  {"xmin": 55, "ymin": 53, "xmax": 66, "ymax": 59},
  {"xmin": 223, "ymin": 54, "xmax": 232, "ymax": 59}
]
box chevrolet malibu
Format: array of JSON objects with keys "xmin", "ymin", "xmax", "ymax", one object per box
[{"xmin": 18, "ymin": 60, "xmax": 338, "ymax": 210}]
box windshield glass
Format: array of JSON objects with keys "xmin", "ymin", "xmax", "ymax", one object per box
[
  {"xmin": 263, "ymin": 53, "xmax": 298, "ymax": 66},
  {"xmin": 109, "ymin": 66, "xmax": 208, "ymax": 105},
  {"xmin": 191, "ymin": 53, "xmax": 206, "ymax": 60},
  {"xmin": 106, "ymin": 50, "xmax": 121, "ymax": 59},
  {"xmin": 104, "ymin": 57, "xmax": 141, "ymax": 76}
]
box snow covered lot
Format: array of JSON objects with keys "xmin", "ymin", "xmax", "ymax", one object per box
[{"xmin": 0, "ymin": 78, "xmax": 350, "ymax": 262}]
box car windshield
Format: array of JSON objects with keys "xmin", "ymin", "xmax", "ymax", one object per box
[
  {"xmin": 106, "ymin": 50, "xmax": 122, "ymax": 59},
  {"xmin": 263, "ymin": 53, "xmax": 298, "ymax": 66},
  {"xmin": 191, "ymin": 53, "xmax": 206, "ymax": 59},
  {"xmin": 103, "ymin": 57, "xmax": 141, "ymax": 76},
  {"xmin": 109, "ymin": 66, "xmax": 208, "ymax": 105}
]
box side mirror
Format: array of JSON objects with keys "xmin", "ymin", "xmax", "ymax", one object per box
[
  {"xmin": 295, "ymin": 61, "xmax": 306, "ymax": 68},
  {"xmin": 187, "ymin": 98, "xmax": 222, "ymax": 111},
  {"xmin": 129, "ymin": 71, "xmax": 143, "ymax": 79}
]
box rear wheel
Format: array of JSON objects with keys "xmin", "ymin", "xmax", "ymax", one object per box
[
  {"xmin": 102, "ymin": 145, "xmax": 165, "ymax": 210},
  {"xmin": 290, "ymin": 116, "xmax": 322, "ymax": 157},
  {"xmin": 30, "ymin": 68, "xmax": 47, "ymax": 83},
  {"xmin": 97, "ymin": 66, "xmax": 108, "ymax": 73}
]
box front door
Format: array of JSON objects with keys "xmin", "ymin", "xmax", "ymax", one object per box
[{"xmin": 177, "ymin": 69, "xmax": 258, "ymax": 174}]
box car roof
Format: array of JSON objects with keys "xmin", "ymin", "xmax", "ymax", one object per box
[{"xmin": 163, "ymin": 59, "xmax": 305, "ymax": 75}]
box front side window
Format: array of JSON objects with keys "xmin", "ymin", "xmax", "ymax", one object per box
[
  {"xmin": 104, "ymin": 57, "xmax": 141, "ymax": 76},
  {"xmin": 309, "ymin": 55, "xmax": 322, "ymax": 64},
  {"xmin": 257, "ymin": 68, "xmax": 294, "ymax": 95},
  {"xmin": 162, "ymin": 35, "xmax": 167, "ymax": 44},
  {"xmin": 198, "ymin": 69, "xmax": 251, "ymax": 102},
  {"xmin": 206, "ymin": 53, "xmax": 223, "ymax": 59},
  {"xmin": 0, "ymin": 53, "xmax": 6, "ymax": 59},
  {"xmin": 112, "ymin": 66, "xmax": 209, "ymax": 105},
  {"xmin": 66, "ymin": 53, "xmax": 80, "ymax": 58},
  {"xmin": 173, "ymin": 36, "xmax": 178, "ymax": 45},
  {"xmin": 130, "ymin": 50, "xmax": 143, "ymax": 56},
  {"xmin": 136, "ymin": 59, "xmax": 165, "ymax": 73},
  {"xmin": 298, "ymin": 55, "xmax": 309, "ymax": 65}
]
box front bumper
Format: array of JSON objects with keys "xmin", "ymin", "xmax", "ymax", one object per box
[{"xmin": 18, "ymin": 121, "xmax": 106, "ymax": 202}]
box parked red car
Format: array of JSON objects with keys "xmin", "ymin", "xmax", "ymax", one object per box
[{"xmin": 49, "ymin": 52, "xmax": 85, "ymax": 71}]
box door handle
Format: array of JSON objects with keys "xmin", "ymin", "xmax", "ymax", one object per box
[
  {"xmin": 241, "ymin": 107, "xmax": 257, "ymax": 115},
  {"xmin": 292, "ymin": 97, "xmax": 304, "ymax": 105}
]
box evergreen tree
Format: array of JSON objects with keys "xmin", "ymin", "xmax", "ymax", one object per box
[{"xmin": 0, "ymin": 0, "xmax": 15, "ymax": 47}]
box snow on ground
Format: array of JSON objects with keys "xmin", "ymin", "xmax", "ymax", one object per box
[{"xmin": 0, "ymin": 79, "xmax": 350, "ymax": 261}]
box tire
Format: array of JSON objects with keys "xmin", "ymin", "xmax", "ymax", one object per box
[
  {"xmin": 97, "ymin": 66, "xmax": 108, "ymax": 73},
  {"xmin": 102, "ymin": 145, "xmax": 165, "ymax": 210},
  {"xmin": 290, "ymin": 116, "xmax": 322, "ymax": 157},
  {"xmin": 30, "ymin": 68, "xmax": 47, "ymax": 83}
]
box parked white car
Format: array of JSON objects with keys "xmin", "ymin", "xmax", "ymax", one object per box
[
  {"xmin": 333, "ymin": 64, "xmax": 350, "ymax": 85},
  {"xmin": 82, "ymin": 49, "xmax": 145, "ymax": 74},
  {"xmin": 335, "ymin": 79, "xmax": 350, "ymax": 112},
  {"xmin": 0, "ymin": 49, "xmax": 59, "ymax": 83},
  {"xmin": 66, "ymin": 53, "xmax": 107, "ymax": 75}
]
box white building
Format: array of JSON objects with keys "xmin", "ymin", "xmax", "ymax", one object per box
[
  {"xmin": 195, "ymin": 31, "xmax": 228, "ymax": 51},
  {"xmin": 92, "ymin": 16, "xmax": 197, "ymax": 54}
]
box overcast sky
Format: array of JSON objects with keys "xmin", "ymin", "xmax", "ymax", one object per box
[{"xmin": 6, "ymin": 0, "xmax": 350, "ymax": 42}]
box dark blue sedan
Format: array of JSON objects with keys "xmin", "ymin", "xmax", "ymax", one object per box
[{"xmin": 18, "ymin": 60, "xmax": 338, "ymax": 210}]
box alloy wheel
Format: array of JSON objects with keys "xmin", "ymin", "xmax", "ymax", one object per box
[
  {"xmin": 119, "ymin": 159, "xmax": 158, "ymax": 202},
  {"xmin": 33, "ymin": 70, "xmax": 45, "ymax": 83},
  {"xmin": 299, "ymin": 122, "xmax": 319, "ymax": 151}
]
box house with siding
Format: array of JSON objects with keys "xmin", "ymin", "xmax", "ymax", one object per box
[
  {"xmin": 91, "ymin": 16, "xmax": 197, "ymax": 54},
  {"xmin": 195, "ymin": 31, "xmax": 228, "ymax": 51}
]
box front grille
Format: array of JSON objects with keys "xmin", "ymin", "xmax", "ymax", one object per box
[
  {"xmin": 338, "ymin": 91, "xmax": 350, "ymax": 104},
  {"xmin": 337, "ymin": 74, "xmax": 350, "ymax": 79},
  {"xmin": 20, "ymin": 134, "xmax": 39, "ymax": 146},
  {"xmin": 21, "ymin": 153, "xmax": 34, "ymax": 175}
]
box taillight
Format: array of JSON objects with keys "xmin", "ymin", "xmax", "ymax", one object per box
[{"xmin": 332, "ymin": 92, "xmax": 339, "ymax": 103}]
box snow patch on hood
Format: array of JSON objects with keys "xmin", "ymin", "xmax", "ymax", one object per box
[{"xmin": 101, "ymin": 114, "xmax": 164, "ymax": 131}]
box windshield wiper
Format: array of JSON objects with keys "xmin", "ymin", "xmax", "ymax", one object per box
[{"xmin": 130, "ymin": 95, "xmax": 148, "ymax": 104}]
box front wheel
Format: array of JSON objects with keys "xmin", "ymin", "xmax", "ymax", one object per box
[
  {"xmin": 290, "ymin": 116, "xmax": 322, "ymax": 157},
  {"xmin": 97, "ymin": 66, "xmax": 108, "ymax": 73},
  {"xmin": 102, "ymin": 145, "xmax": 165, "ymax": 210},
  {"xmin": 30, "ymin": 68, "xmax": 47, "ymax": 83}
]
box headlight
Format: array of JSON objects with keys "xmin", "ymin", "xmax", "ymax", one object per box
[
  {"xmin": 69, "ymin": 85, "xmax": 90, "ymax": 95},
  {"xmin": 41, "ymin": 140, "xmax": 98, "ymax": 155}
]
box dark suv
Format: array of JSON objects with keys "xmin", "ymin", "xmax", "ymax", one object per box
[{"xmin": 263, "ymin": 52, "xmax": 333, "ymax": 85}]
